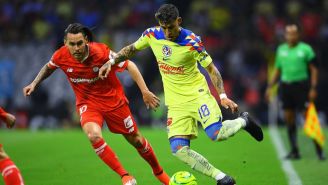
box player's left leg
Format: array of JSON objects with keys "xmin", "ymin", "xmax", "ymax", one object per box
[
  {"xmin": 0, "ymin": 107, "xmax": 16, "ymax": 128},
  {"xmin": 170, "ymin": 136, "xmax": 236, "ymax": 185},
  {"xmin": 105, "ymin": 104, "xmax": 169, "ymax": 185},
  {"xmin": 0, "ymin": 145, "xmax": 25, "ymax": 185},
  {"xmin": 124, "ymin": 131, "xmax": 170, "ymax": 185},
  {"xmin": 199, "ymin": 95, "xmax": 263, "ymax": 142}
]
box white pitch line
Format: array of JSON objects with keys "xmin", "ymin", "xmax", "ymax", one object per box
[{"xmin": 269, "ymin": 124, "xmax": 303, "ymax": 185}]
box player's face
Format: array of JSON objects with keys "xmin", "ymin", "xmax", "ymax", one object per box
[
  {"xmin": 159, "ymin": 17, "xmax": 182, "ymax": 41},
  {"xmin": 285, "ymin": 25, "xmax": 299, "ymax": 46},
  {"xmin": 65, "ymin": 33, "xmax": 88, "ymax": 61}
]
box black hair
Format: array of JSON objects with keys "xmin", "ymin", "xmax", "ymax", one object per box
[
  {"xmin": 64, "ymin": 23, "xmax": 94, "ymax": 42},
  {"xmin": 155, "ymin": 4, "xmax": 179, "ymax": 24},
  {"xmin": 285, "ymin": 22, "xmax": 301, "ymax": 31}
]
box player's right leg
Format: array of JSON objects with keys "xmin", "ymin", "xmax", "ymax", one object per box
[
  {"xmin": 0, "ymin": 107, "xmax": 16, "ymax": 128},
  {"xmin": 0, "ymin": 144, "xmax": 25, "ymax": 185},
  {"xmin": 123, "ymin": 131, "xmax": 170, "ymax": 185},
  {"xmin": 79, "ymin": 105, "xmax": 135, "ymax": 184}
]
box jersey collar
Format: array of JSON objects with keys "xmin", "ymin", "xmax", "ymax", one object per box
[{"xmin": 80, "ymin": 44, "xmax": 90, "ymax": 63}]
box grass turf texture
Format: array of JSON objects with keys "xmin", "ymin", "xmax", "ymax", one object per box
[{"xmin": 0, "ymin": 127, "xmax": 327, "ymax": 185}]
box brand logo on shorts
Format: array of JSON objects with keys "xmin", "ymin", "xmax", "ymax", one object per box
[
  {"xmin": 167, "ymin": 118, "xmax": 172, "ymax": 126},
  {"xmin": 124, "ymin": 115, "xmax": 133, "ymax": 129},
  {"xmin": 67, "ymin": 68, "xmax": 73, "ymax": 72}
]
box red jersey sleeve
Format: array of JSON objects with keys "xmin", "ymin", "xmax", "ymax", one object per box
[{"xmin": 47, "ymin": 50, "xmax": 61, "ymax": 69}]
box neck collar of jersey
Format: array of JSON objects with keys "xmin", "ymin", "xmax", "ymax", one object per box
[{"xmin": 81, "ymin": 44, "xmax": 90, "ymax": 63}]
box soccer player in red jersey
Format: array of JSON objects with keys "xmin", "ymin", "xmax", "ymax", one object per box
[
  {"xmin": 23, "ymin": 23, "xmax": 170, "ymax": 185},
  {"xmin": 0, "ymin": 107, "xmax": 25, "ymax": 185}
]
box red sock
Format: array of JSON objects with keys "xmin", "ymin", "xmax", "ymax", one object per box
[
  {"xmin": 0, "ymin": 158, "xmax": 24, "ymax": 185},
  {"xmin": 92, "ymin": 139, "xmax": 128, "ymax": 177},
  {"xmin": 136, "ymin": 138, "xmax": 163, "ymax": 174}
]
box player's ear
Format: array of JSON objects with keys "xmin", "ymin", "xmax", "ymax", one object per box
[
  {"xmin": 177, "ymin": 17, "xmax": 182, "ymax": 25},
  {"xmin": 84, "ymin": 36, "xmax": 89, "ymax": 44}
]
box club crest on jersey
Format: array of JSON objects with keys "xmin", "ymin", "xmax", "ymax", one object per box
[
  {"xmin": 162, "ymin": 45, "xmax": 172, "ymax": 60},
  {"xmin": 93, "ymin": 67, "xmax": 99, "ymax": 73}
]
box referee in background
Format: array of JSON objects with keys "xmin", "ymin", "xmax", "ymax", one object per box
[{"xmin": 266, "ymin": 24, "xmax": 325, "ymax": 160}]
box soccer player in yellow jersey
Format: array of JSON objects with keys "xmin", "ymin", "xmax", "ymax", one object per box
[{"xmin": 99, "ymin": 4, "xmax": 263, "ymax": 185}]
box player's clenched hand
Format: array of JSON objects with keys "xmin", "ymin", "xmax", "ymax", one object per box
[
  {"xmin": 142, "ymin": 90, "xmax": 160, "ymax": 109},
  {"xmin": 23, "ymin": 82, "xmax": 36, "ymax": 96},
  {"xmin": 99, "ymin": 62, "xmax": 111, "ymax": 80},
  {"xmin": 221, "ymin": 98, "xmax": 238, "ymax": 113}
]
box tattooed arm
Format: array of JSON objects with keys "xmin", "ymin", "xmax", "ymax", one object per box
[
  {"xmin": 99, "ymin": 43, "xmax": 139, "ymax": 79},
  {"xmin": 112, "ymin": 44, "xmax": 138, "ymax": 64},
  {"xmin": 205, "ymin": 62, "xmax": 238, "ymax": 112},
  {"xmin": 23, "ymin": 64, "xmax": 55, "ymax": 96},
  {"xmin": 205, "ymin": 62, "xmax": 225, "ymax": 95}
]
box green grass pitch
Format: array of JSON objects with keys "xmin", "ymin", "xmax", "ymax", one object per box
[{"xmin": 0, "ymin": 127, "xmax": 327, "ymax": 185}]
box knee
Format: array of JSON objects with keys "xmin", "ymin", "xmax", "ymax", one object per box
[
  {"xmin": 174, "ymin": 146, "xmax": 190, "ymax": 163},
  {"xmin": 83, "ymin": 123, "xmax": 103, "ymax": 144},
  {"xmin": 86, "ymin": 132, "xmax": 102, "ymax": 144}
]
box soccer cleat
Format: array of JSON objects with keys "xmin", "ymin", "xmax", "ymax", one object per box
[
  {"xmin": 217, "ymin": 175, "xmax": 236, "ymax": 185},
  {"xmin": 285, "ymin": 151, "xmax": 301, "ymax": 160},
  {"xmin": 122, "ymin": 175, "xmax": 137, "ymax": 185},
  {"xmin": 0, "ymin": 112, "xmax": 16, "ymax": 128},
  {"xmin": 240, "ymin": 112, "xmax": 263, "ymax": 142},
  {"xmin": 154, "ymin": 170, "xmax": 170, "ymax": 185}
]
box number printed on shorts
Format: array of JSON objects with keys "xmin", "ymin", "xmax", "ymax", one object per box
[
  {"xmin": 198, "ymin": 104, "xmax": 210, "ymax": 119},
  {"xmin": 79, "ymin": 105, "xmax": 87, "ymax": 115}
]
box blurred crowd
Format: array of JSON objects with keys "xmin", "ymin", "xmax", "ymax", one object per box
[{"xmin": 0, "ymin": 0, "xmax": 327, "ymax": 129}]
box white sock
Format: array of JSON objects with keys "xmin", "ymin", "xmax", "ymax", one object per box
[
  {"xmin": 238, "ymin": 117, "xmax": 247, "ymax": 127},
  {"xmin": 215, "ymin": 172, "xmax": 226, "ymax": 180}
]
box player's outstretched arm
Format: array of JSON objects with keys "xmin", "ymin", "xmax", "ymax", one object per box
[
  {"xmin": 205, "ymin": 62, "xmax": 238, "ymax": 113},
  {"xmin": 113, "ymin": 43, "xmax": 139, "ymax": 64},
  {"xmin": 99, "ymin": 44, "xmax": 139, "ymax": 79},
  {"xmin": 23, "ymin": 64, "xmax": 55, "ymax": 96},
  {"xmin": 126, "ymin": 61, "xmax": 160, "ymax": 109}
]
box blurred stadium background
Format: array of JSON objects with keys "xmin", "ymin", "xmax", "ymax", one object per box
[
  {"xmin": 0, "ymin": 0, "xmax": 327, "ymax": 128},
  {"xmin": 0, "ymin": 0, "xmax": 328, "ymax": 184}
]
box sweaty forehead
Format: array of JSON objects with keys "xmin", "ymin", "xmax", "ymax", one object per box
[{"xmin": 66, "ymin": 33, "xmax": 85, "ymax": 42}]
